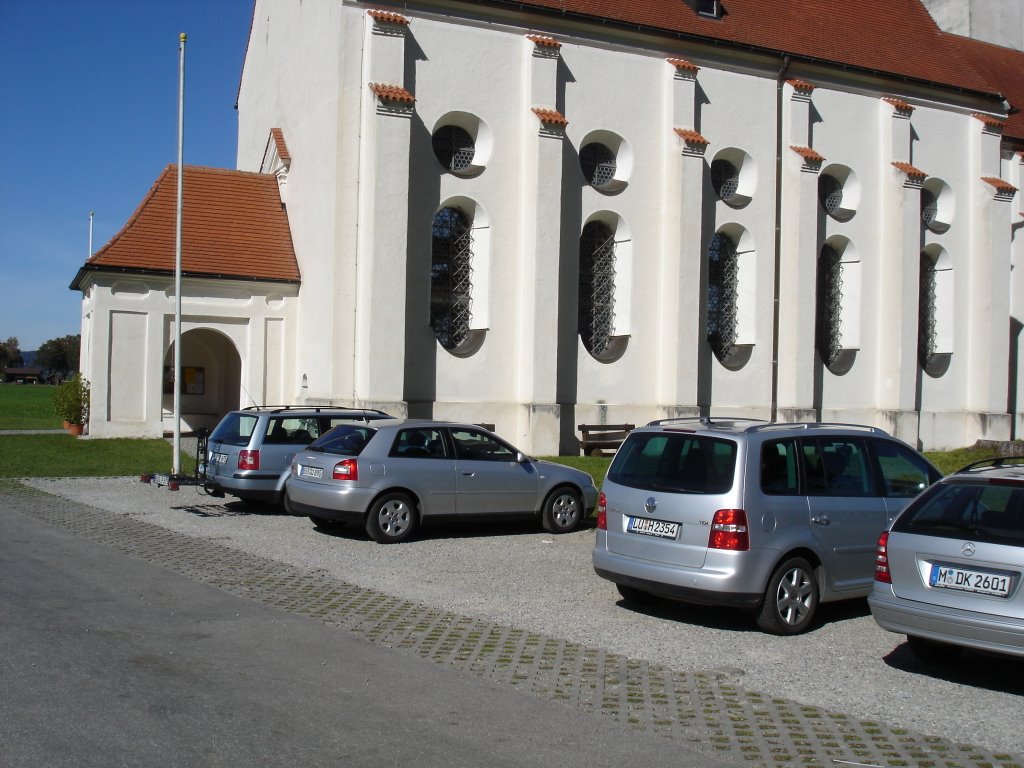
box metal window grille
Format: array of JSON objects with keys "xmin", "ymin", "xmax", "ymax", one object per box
[
  {"xmin": 815, "ymin": 245, "xmax": 843, "ymax": 367},
  {"xmin": 921, "ymin": 188, "xmax": 938, "ymax": 227},
  {"xmin": 710, "ymin": 159, "xmax": 740, "ymax": 202},
  {"xmin": 430, "ymin": 207, "xmax": 474, "ymax": 350},
  {"xmin": 706, "ymin": 233, "xmax": 739, "ymax": 360},
  {"xmin": 918, "ymin": 253, "xmax": 938, "ymax": 367},
  {"xmin": 432, "ymin": 125, "xmax": 475, "ymax": 173},
  {"xmin": 819, "ymin": 175, "xmax": 844, "ymax": 216},
  {"xmin": 578, "ymin": 221, "xmax": 616, "ymax": 357},
  {"xmin": 580, "ymin": 143, "xmax": 617, "ymax": 188}
]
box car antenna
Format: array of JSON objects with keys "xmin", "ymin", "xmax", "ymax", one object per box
[{"xmin": 240, "ymin": 382, "xmax": 260, "ymax": 410}]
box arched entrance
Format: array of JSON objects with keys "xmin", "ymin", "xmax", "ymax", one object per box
[{"xmin": 163, "ymin": 328, "xmax": 241, "ymax": 433}]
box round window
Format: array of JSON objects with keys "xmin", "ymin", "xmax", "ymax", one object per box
[
  {"xmin": 432, "ymin": 125, "xmax": 476, "ymax": 173},
  {"xmin": 819, "ymin": 175, "xmax": 844, "ymax": 216},
  {"xmin": 580, "ymin": 143, "xmax": 617, "ymax": 188},
  {"xmin": 711, "ymin": 159, "xmax": 740, "ymax": 202}
]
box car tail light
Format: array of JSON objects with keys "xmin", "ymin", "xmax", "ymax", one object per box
[
  {"xmin": 596, "ymin": 492, "xmax": 607, "ymax": 530},
  {"xmin": 874, "ymin": 531, "xmax": 891, "ymax": 583},
  {"xmin": 238, "ymin": 450, "xmax": 259, "ymax": 470},
  {"xmin": 708, "ymin": 509, "xmax": 749, "ymax": 550},
  {"xmin": 333, "ymin": 458, "xmax": 358, "ymax": 481}
]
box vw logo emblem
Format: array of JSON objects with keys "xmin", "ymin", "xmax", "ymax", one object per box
[
  {"xmin": 961, "ymin": 542, "xmax": 976, "ymax": 557},
  {"xmin": 644, "ymin": 497, "xmax": 657, "ymax": 514}
]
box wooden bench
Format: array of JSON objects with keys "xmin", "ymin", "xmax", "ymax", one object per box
[{"xmin": 577, "ymin": 423, "xmax": 634, "ymax": 456}]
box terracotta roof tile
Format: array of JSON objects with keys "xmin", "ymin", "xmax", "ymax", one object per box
[
  {"xmin": 882, "ymin": 96, "xmax": 914, "ymax": 113},
  {"xmin": 77, "ymin": 165, "xmax": 299, "ymax": 284},
  {"xmin": 973, "ymin": 113, "xmax": 1007, "ymax": 130},
  {"xmin": 949, "ymin": 35, "xmax": 1024, "ymax": 142},
  {"xmin": 527, "ymin": 34, "xmax": 561, "ymax": 48},
  {"xmin": 532, "ymin": 107, "xmax": 568, "ymax": 125},
  {"xmin": 270, "ymin": 128, "xmax": 291, "ymax": 163},
  {"xmin": 483, "ymin": 0, "xmax": 999, "ymax": 98},
  {"xmin": 369, "ymin": 83, "xmax": 415, "ymax": 103},
  {"xmin": 787, "ymin": 78, "xmax": 816, "ymax": 93},
  {"xmin": 368, "ymin": 9, "xmax": 410, "ymax": 25},
  {"xmin": 790, "ymin": 145, "xmax": 825, "ymax": 162},
  {"xmin": 981, "ymin": 176, "xmax": 1018, "ymax": 194},
  {"xmin": 892, "ymin": 161, "xmax": 926, "ymax": 179},
  {"xmin": 666, "ymin": 57, "xmax": 699, "ymax": 72},
  {"xmin": 675, "ymin": 128, "xmax": 709, "ymax": 145}
]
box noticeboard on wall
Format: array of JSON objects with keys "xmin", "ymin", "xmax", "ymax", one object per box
[{"xmin": 163, "ymin": 366, "xmax": 205, "ymax": 395}]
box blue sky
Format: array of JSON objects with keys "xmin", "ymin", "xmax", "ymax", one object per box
[{"xmin": 0, "ymin": 0, "xmax": 253, "ymax": 351}]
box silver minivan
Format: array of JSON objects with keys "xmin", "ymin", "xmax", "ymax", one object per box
[{"xmin": 592, "ymin": 419, "xmax": 941, "ymax": 634}]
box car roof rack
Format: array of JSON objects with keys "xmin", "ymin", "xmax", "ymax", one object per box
[
  {"xmin": 954, "ymin": 455, "xmax": 1024, "ymax": 473},
  {"xmin": 241, "ymin": 405, "xmax": 390, "ymax": 416},
  {"xmin": 745, "ymin": 422, "xmax": 888, "ymax": 436},
  {"xmin": 646, "ymin": 416, "xmax": 768, "ymax": 429}
]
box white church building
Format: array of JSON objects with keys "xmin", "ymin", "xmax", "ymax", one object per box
[{"xmin": 73, "ymin": 0, "xmax": 1024, "ymax": 454}]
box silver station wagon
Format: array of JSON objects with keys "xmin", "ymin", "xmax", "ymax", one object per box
[
  {"xmin": 593, "ymin": 419, "xmax": 941, "ymax": 634},
  {"xmin": 284, "ymin": 419, "xmax": 599, "ymax": 543},
  {"xmin": 869, "ymin": 457, "xmax": 1024, "ymax": 661}
]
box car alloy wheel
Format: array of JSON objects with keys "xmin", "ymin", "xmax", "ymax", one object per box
[
  {"xmin": 366, "ymin": 492, "xmax": 417, "ymax": 543},
  {"xmin": 542, "ymin": 488, "xmax": 583, "ymax": 533},
  {"xmin": 757, "ymin": 557, "xmax": 819, "ymax": 635}
]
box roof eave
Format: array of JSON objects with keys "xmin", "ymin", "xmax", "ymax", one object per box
[{"xmin": 70, "ymin": 263, "xmax": 301, "ymax": 291}]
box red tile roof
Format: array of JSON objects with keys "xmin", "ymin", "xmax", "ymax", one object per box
[
  {"xmin": 982, "ymin": 176, "xmax": 1018, "ymax": 194},
  {"xmin": 667, "ymin": 57, "xmax": 699, "ymax": 72},
  {"xmin": 882, "ymin": 96, "xmax": 914, "ymax": 113},
  {"xmin": 892, "ymin": 161, "xmax": 927, "ymax": 179},
  {"xmin": 527, "ymin": 34, "xmax": 561, "ymax": 48},
  {"xmin": 532, "ymin": 107, "xmax": 568, "ymax": 125},
  {"xmin": 368, "ymin": 9, "xmax": 410, "ymax": 25},
  {"xmin": 787, "ymin": 79, "xmax": 816, "ymax": 93},
  {"xmin": 675, "ymin": 128, "xmax": 709, "ymax": 145},
  {"xmin": 950, "ymin": 35, "xmax": 1024, "ymax": 142},
  {"xmin": 73, "ymin": 165, "xmax": 299, "ymax": 287},
  {"xmin": 474, "ymin": 0, "xmax": 1003, "ymax": 100},
  {"xmin": 369, "ymin": 83, "xmax": 415, "ymax": 103},
  {"xmin": 790, "ymin": 145, "xmax": 825, "ymax": 162},
  {"xmin": 269, "ymin": 128, "xmax": 291, "ymax": 164}
]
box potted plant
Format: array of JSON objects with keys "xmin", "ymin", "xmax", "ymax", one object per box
[{"xmin": 54, "ymin": 375, "xmax": 90, "ymax": 435}]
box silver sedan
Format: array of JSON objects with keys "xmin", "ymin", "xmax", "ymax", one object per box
[{"xmin": 284, "ymin": 419, "xmax": 599, "ymax": 543}]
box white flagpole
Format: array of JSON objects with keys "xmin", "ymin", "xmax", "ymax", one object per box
[
  {"xmin": 88, "ymin": 211, "xmax": 94, "ymax": 257},
  {"xmin": 173, "ymin": 32, "xmax": 186, "ymax": 477}
]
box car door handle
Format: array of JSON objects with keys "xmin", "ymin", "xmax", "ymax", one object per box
[
  {"xmin": 811, "ymin": 515, "xmax": 830, "ymax": 526},
  {"xmin": 461, "ymin": 471, "xmax": 475, "ymax": 477}
]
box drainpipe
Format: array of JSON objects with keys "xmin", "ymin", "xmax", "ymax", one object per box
[{"xmin": 770, "ymin": 54, "xmax": 791, "ymax": 423}]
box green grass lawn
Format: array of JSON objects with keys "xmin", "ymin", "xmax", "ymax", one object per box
[
  {"xmin": 0, "ymin": 384, "xmax": 61, "ymax": 430},
  {"xmin": 0, "ymin": 435, "xmax": 193, "ymax": 478}
]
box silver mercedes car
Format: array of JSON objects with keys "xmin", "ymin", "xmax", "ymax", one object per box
[
  {"xmin": 869, "ymin": 456, "xmax": 1024, "ymax": 661},
  {"xmin": 283, "ymin": 419, "xmax": 599, "ymax": 543}
]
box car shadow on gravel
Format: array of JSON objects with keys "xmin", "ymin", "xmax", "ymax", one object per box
[
  {"xmin": 170, "ymin": 498, "xmax": 284, "ymax": 518},
  {"xmin": 882, "ymin": 642, "xmax": 1024, "ymax": 695},
  {"xmin": 310, "ymin": 516, "xmax": 598, "ymax": 542},
  {"xmin": 616, "ymin": 594, "xmax": 872, "ymax": 635}
]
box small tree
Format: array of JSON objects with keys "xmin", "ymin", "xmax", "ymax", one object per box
[
  {"xmin": 0, "ymin": 336, "xmax": 22, "ymax": 370},
  {"xmin": 54, "ymin": 375, "xmax": 90, "ymax": 425},
  {"xmin": 36, "ymin": 334, "xmax": 80, "ymax": 378}
]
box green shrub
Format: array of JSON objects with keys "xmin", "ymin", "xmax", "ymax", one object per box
[{"xmin": 53, "ymin": 375, "xmax": 90, "ymax": 425}]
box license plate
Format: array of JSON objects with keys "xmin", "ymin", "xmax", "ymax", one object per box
[
  {"xmin": 929, "ymin": 565, "xmax": 1012, "ymax": 597},
  {"xmin": 211, "ymin": 452, "xmax": 228, "ymax": 465},
  {"xmin": 626, "ymin": 516, "xmax": 680, "ymax": 540},
  {"xmin": 300, "ymin": 465, "xmax": 323, "ymax": 479}
]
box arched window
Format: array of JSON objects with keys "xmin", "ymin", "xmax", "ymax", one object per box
[
  {"xmin": 430, "ymin": 207, "xmax": 474, "ymax": 351},
  {"xmin": 706, "ymin": 232, "xmax": 739, "ymax": 360},
  {"xmin": 918, "ymin": 252, "xmax": 938, "ymax": 368},
  {"xmin": 815, "ymin": 245, "xmax": 843, "ymax": 367},
  {"xmin": 578, "ymin": 221, "xmax": 616, "ymax": 358}
]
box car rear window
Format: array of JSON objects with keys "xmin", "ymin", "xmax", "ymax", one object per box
[
  {"xmin": 608, "ymin": 432, "xmax": 737, "ymax": 493},
  {"xmin": 210, "ymin": 412, "xmax": 258, "ymax": 447},
  {"xmin": 892, "ymin": 481, "xmax": 1024, "ymax": 546},
  {"xmin": 307, "ymin": 425, "xmax": 375, "ymax": 456}
]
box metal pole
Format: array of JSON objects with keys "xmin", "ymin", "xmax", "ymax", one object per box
[
  {"xmin": 88, "ymin": 211, "xmax": 94, "ymax": 257},
  {"xmin": 173, "ymin": 32, "xmax": 186, "ymax": 476}
]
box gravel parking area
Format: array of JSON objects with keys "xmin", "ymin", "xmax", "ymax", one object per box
[{"xmin": 20, "ymin": 475, "xmax": 1024, "ymax": 759}]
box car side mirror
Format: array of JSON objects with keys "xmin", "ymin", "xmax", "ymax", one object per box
[{"xmin": 516, "ymin": 451, "xmax": 530, "ymax": 464}]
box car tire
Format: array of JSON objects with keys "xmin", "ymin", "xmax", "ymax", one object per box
[
  {"xmin": 756, "ymin": 557, "xmax": 819, "ymax": 635},
  {"xmin": 907, "ymin": 635, "xmax": 963, "ymax": 663},
  {"xmin": 365, "ymin": 492, "xmax": 417, "ymax": 544},
  {"xmin": 541, "ymin": 487, "xmax": 584, "ymax": 533}
]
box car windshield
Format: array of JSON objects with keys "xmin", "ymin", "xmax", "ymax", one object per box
[
  {"xmin": 210, "ymin": 412, "xmax": 259, "ymax": 447},
  {"xmin": 608, "ymin": 432, "xmax": 737, "ymax": 493},
  {"xmin": 307, "ymin": 424, "xmax": 375, "ymax": 456},
  {"xmin": 894, "ymin": 481, "xmax": 1024, "ymax": 545}
]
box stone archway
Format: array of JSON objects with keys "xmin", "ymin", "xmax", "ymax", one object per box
[{"xmin": 162, "ymin": 328, "xmax": 241, "ymax": 433}]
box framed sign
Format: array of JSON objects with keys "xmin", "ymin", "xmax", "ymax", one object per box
[{"xmin": 163, "ymin": 366, "xmax": 205, "ymax": 395}]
